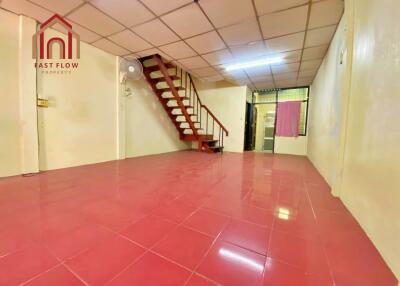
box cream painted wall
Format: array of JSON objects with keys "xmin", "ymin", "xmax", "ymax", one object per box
[
  {"xmin": 308, "ymin": 15, "xmax": 347, "ymax": 186},
  {"xmin": 339, "ymin": 0, "xmax": 400, "ymax": 279},
  {"xmin": 0, "ymin": 11, "xmax": 38, "ymax": 177},
  {"xmin": 308, "ymin": 0, "xmax": 400, "ymax": 280},
  {"xmin": 36, "ymin": 29, "xmax": 118, "ymax": 171},
  {"xmin": 275, "ymin": 136, "xmax": 307, "ymax": 156},
  {"xmin": 124, "ymin": 78, "xmax": 190, "ymax": 158},
  {"xmin": 0, "ymin": 9, "xmax": 21, "ymax": 177},
  {"xmin": 195, "ymin": 80, "xmax": 247, "ymax": 153}
]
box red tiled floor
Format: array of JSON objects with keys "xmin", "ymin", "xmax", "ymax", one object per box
[
  {"xmin": 0, "ymin": 151, "xmax": 397, "ymax": 286},
  {"xmin": 120, "ymin": 215, "xmax": 177, "ymax": 248},
  {"xmin": 23, "ymin": 265, "xmax": 85, "ymax": 286},
  {"xmin": 269, "ymin": 229, "xmax": 331, "ymax": 277},
  {"xmin": 65, "ymin": 235, "xmax": 145, "ymax": 285},
  {"xmin": 197, "ymin": 240, "xmax": 266, "ymax": 286},
  {"xmin": 219, "ymin": 219, "xmax": 270, "ymax": 255},
  {"xmin": 107, "ymin": 252, "xmax": 191, "ymax": 286},
  {"xmin": 153, "ymin": 226, "xmax": 214, "ymax": 269},
  {"xmin": 263, "ymin": 258, "xmax": 333, "ymax": 286},
  {"xmin": 183, "ymin": 208, "xmax": 230, "ymax": 237},
  {"xmin": 0, "ymin": 245, "xmax": 59, "ymax": 285},
  {"xmin": 186, "ymin": 274, "xmax": 218, "ymax": 286}
]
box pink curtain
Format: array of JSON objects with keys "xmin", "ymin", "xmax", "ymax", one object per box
[{"xmin": 276, "ymin": 101, "xmax": 302, "ymax": 137}]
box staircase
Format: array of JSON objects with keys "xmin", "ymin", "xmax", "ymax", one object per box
[{"xmin": 139, "ymin": 54, "xmax": 228, "ymax": 153}]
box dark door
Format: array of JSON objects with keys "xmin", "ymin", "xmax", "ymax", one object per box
[{"xmin": 244, "ymin": 102, "xmax": 254, "ymax": 151}]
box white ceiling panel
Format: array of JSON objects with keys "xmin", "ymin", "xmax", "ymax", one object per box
[
  {"xmin": 275, "ymin": 79, "xmax": 297, "ymax": 88},
  {"xmin": 190, "ymin": 67, "xmax": 219, "ymax": 78},
  {"xmin": 52, "ymin": 21, "xmax": 102, "ymax": 43},
  {"xmin": 299, "ymin": 68, "xmax": 318, "ymax": 78},
  {"xmin": 29, "ymin": 0, "xmax": 83, "ymax": 15},
  {"xmin": 132, "ymin": 19, "xmax": 180, "ymax": 46},
  {"xmin": 275, "ymin": 50, "xmax": 303, "ymax": 64},
  {"xmin": 251, "ymin": 75, "xmax": 274, "ymax": 83},
  {"xmin": 302, "ymin": 45, "xmax": 328, "ymax": 61},
  {"xmin": 305, "ymin": 25, "xmax": 337, "ymax": 48},
  {"xmin": 92, "ymin": 38, "xmax": 130, "ymax": 56},
  {"xmin": 265, "ymin": 32, "xmax": 305, "ymax": 54},
  {"xmin": 271, "ymin": 62, "xmax": 300, "ymax": 74},
  {"xmin": 199, "ymin": 0, "xmax": 255, "ymax": 28},
  {"xmin": 178, "ymin": 56, "xmax": 210, "ymax": 69},
  {"xmin": 274, "ymin": 72, "xmax": 298, "ymax": 81},
  {"xmin": 159, "ymin": 41, "xmax": 197, "ymax": 59},
  {"xmin": 202, "ymin": 75, "xmax": 225, "ymax": 82},
  {"xmin": 254, "ymin": 0, "xmax": 309, "ymax": 15},
  {"xmin": 68, "ymin": 4, "xmax": 124, "ymax": 36},
  {"xmin": 185, "ymin": 31, "xmax": 226, "ymax": 54},
  {"xmin": 202, "ymin": 49, "xmax": 234, "ymax": 65},
  {"xmin": 91, "ymin": 0, "xmax": 154, "ymax": 27},
  {"xmin": 1, "ymin": 0, "xmax": 343, "ymax": 86},
  {"xmin": 259, "ymin": 5, "xmax": 308, "ymax": 39},
  {"xmin": 108, "ymin": 29, "xmax": 152, "ymax": 52},
  {"xmin": 0, "ymin": 0, "xmax": 52, "ymax": 23},
  {"xmin": 309, "ymin": 0, "xmax": 344, "ymax": 29},
  {"xmin": 219, "ymin": 18, "xmax": 262, "ymax": 46},
  {"xmin": 230, "ymin": 42, "xmax": 268, "ymax": 61},
  {"xmin": 300, "ymin": 59, "xmax": 323, "ymax": 71},
  {"xmin": 140, "ymin": 0, "xmax": 192, "ymax": 16},
  {"xmin": 161, "ymin": 3, "xmax": 213, "ymax": 38},
  {"xmin": 244, "ymin": 65, "xmax": 271, "ymax": 77},
  {"xmin": 255, "ymin": 82, "xmax": 275, "ymax": 89}
]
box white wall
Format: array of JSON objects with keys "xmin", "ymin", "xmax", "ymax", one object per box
[
  {"xmin": 308, "ymin": 15, "xmax": 347, "ymax": 186},
  {"xmin": 275, "ymin": 136, "xmax": 307, "ymax": 156},
  {"xmin": 0, "ymin": 11, "xmax": 38, "ymax": 177},
  {"xmin": 37, "ymin": 29, "xmax": 118, "ymax": 171},
  {"xmin": 0, "ymin": 9, "xmax": 21, "ymax": 177},
  {"xmin": 124, "ymin": 79, "xmax": 190, "ymax": 158},
  {"xmin": 195, "ymin": 80, "xmax": 247, "ymax": 153},
  {"xmin": 308, "ymin": 0, "xmax": 400, "ymax": 280}
]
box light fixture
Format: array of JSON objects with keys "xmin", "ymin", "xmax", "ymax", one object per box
[{"xmin": 225, "ymin": 58, "xmax": 283, "ymax": 71}]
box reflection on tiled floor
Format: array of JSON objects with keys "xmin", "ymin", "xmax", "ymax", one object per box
[{"xmin": 0, "ymin": 151, "xmax": 397, "ymax": 286}]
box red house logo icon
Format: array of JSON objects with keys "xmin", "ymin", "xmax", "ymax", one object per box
[{"xmin": 32, "ymin": 14, "xmax": 80, "ymax": 60}]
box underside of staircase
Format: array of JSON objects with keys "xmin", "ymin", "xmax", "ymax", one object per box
[{"xmin": 139, "ymin": 54, "xmax": 228, "ymax": 153}]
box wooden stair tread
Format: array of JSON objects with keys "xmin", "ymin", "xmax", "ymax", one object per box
[
  {"xmin": 158, "ymin": 86, "xmax": 185, "ymax": 93},
  {"xmin": 145, "ymin": 62, "xmax": 175, "ymax": 73},
  {"xmin": 152, "ymin": 75, "xmax": 180, "ymax": 84}
]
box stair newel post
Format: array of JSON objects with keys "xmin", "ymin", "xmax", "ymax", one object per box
[
  {"xmin": 153, "ymin": 55, "xmax": 198, "ymax": 137},
  {"xmin": 219, "ymin": 127, "xmax": 221, "ymax": 148},
  {"xmin": 222, "ymin": 132, "xmax": 224, "ymax": 153},
  {"xmin": 206, "ymin": 110, "xmax": 209, "ymax": 135}
]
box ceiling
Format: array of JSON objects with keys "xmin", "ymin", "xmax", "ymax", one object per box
[{"xmin": 1, "ymin": 0, "xmax": 344, "ymax": 89}]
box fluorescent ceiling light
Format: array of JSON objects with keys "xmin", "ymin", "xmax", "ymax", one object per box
[{"xmin": 225, "ymin": 58, "xmax": 283, "ymax": 71}]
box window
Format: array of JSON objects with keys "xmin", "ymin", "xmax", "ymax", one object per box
[{"xmin": 253, "ymin": 87, "xmax": 310, "ymax": 136}]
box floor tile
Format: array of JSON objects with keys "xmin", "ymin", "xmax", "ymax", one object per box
[
  {"xmin": 23, "ymin": 265, "xmax": 85, "ymax": 286},
  {"xmin": 65, "ymin": 234, "xmax": 145, "ymax": 285},
  {"xmin": 153, "ymin": 226, "xmax": 214, "ymax": 269},
  {"xmin": 186, "ymin": 274, "xmax": 217, "ymax": 286},
  {"xmin": 269, "ymin": 230, "xmax": 330, "ymax": 276},
  {"xmin": 121, "ymin": 215, "xmax": 177, "ymax": 248},
  {"xmin": 263, "ymin": 258, "xmax": 333, "ymax": 286},
  {"xmin": 0, "ymin": 245, "xmax": 59, "ymax": 285},
  {"xmin": 197, "ymin": 241, "xmax": 266, "ymax": 286},
  {"xmin": 107, "ymin": 252, "xmax": 191, "ymax": 286},
  {"xmin": 219, "ymin": 219, "xmax": 270, "ymax": 255},
  {"xmin": 183, "ymin": 208, "xmax": 229, "ymax": 237},
  {"xmin": 154, "ymin": 201, "xmax": 197, "ymax": 223}
]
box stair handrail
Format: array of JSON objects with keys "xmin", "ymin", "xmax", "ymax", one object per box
[{"xmin": 186, "ymin": 74, "xmax": 229, "ymax": 137}]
